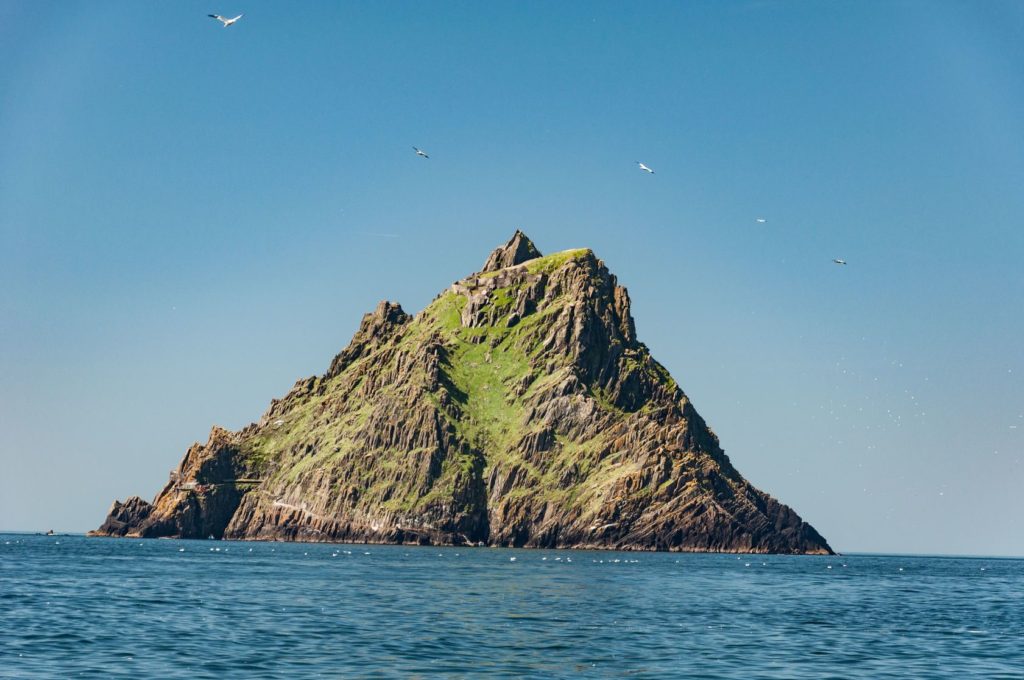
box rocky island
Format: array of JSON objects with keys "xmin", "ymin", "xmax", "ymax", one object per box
[{"xmin": 92, "ymin": 232, "xmax": 832, "ymax": 554}]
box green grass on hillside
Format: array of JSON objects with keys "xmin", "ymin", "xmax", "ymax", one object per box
[
  {"xmin": 233, "ymin": 243, "xmax": 670, "ymax": 519},
  {"xmin": 525, "ymin": 248, "xmax": 591, "ymax": 275}
]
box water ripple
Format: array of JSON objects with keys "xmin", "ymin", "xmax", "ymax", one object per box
[{"xmin": 1, "ymin": 536, "xmax": 1022, "ymax": 678}]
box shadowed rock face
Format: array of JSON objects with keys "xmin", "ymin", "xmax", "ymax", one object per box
[{"xmin": 91, "ymin": 232, "xmax": 832, "ymax": 554}]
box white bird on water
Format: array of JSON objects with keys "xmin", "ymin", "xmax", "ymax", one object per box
[
  {"xmin": 208, "ymin": 13, "xmax": 243, "ymax": 27},
  {"xmin": 636, "ymin": 161, "xmax": 655, "ymax": 174},
  {"xmin": 413, "ymin": 146, "xmax": 429, "ymax": 159},
  {"xmin": 833, "ymin": 258, "xmax": 847, "ymax": 265}
]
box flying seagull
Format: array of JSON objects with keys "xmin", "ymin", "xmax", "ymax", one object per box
[
  {"xmin": 208, "ymin": 13, "xmax": 243, "ymax": 27},
  {"xmin": 636, "ymin": 161, "xmax": 655, "ymax": 174},
  {"xmin": 413, "ymin": 146, "xmax": 429, "ymax": 159},
  {"xmin": 756, "ymin": 218, "xmax": 767, "ymax": 224},
  {"xmin": 833, "ymin": 258, "xmax": 847, "ymax": 265}
]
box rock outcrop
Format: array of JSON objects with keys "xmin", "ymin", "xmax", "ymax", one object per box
[
  {"xmin": 479, "ymin": 229, "xmax": 542, "ymax": 273},
  {"xmin": 91, "ymin": 232, "xmax": 832, "ymax": 554}
]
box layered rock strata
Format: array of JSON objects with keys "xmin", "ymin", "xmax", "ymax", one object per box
[{"xmin": 92, "ymin": 232, "xmax": 832, "ymax": 554}]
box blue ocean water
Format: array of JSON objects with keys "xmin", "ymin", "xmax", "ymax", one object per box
[{"xmin": 1, "ymin": 534, "xmax": 1021, "ymax": 679}]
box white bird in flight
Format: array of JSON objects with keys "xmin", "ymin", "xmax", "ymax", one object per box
[
  {"xmin": 756, "ymin": 218, "xmax": 767, "ymax": 224},
  {"xmin": 833, "ymin": 258, "xmax": 847, "ymax": 265},
  {"xmin": 636, "ymin": 161, "xmax": 655, "ymax": 174},
  {"xmin": 208, "ymin": 13, "xmax": 243, "ymax": 27},
  {"xmin": 413, "ymin": 147, "xmax": 429, "ymax": 159}
]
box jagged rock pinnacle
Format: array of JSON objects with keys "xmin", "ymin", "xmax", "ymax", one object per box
[
  {"xmin": 368, "ymin": 300, "xmax": 408, "ymax": 326},
  {"xmin": 480, "ymin": 230, "xmax": 542, "ymax": 273},
  {"xmin": 326, "ymin": 300, "xmax": 410, "ymax": 377}
]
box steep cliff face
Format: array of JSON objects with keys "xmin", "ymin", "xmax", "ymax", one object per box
[{"xmin": 91, "ymin": 232, "xmax": 832, "ymax": 554}]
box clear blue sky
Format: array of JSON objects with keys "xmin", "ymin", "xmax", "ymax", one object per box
[{"xmin": 2, "ymin": 1, "xmax": 1022, "ymax": 555}]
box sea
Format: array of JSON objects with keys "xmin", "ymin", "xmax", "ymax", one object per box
[{"xmin": 1, "ymin": 534, "xmax": 1021, "ymax": 679}]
